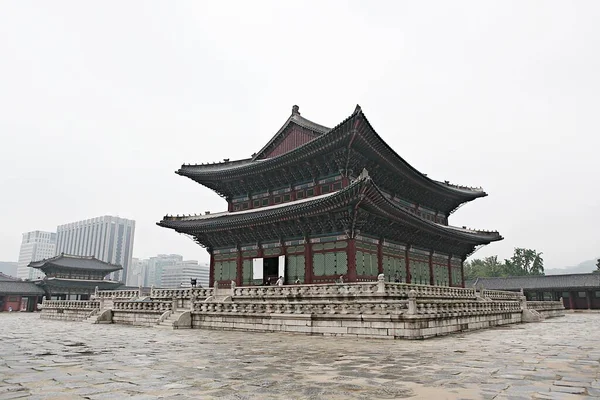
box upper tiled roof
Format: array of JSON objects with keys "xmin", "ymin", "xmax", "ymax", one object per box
[
  {"xmin": 176, "ymin": 105, "xmax": 486, "ymax": 214},
  {"xmin": 472, "ymin": 274, "xmax": 600, "ymax": 290},
  {"xmin": 28, "ymin": 254, "xmax": 122, "ymax": 272}
]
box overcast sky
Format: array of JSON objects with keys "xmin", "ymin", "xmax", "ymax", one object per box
[{"xmin": 0, "ymin": 1, "xmax": 598, "ymax": 269}]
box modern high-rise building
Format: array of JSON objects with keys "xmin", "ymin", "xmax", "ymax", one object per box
[
  {"xmin": 55, "ymin": 216, "xmax": 135, "ymax": 283},
  {"xmin": 145, "ymin": 254, "xmax": 182, "ymax": 287},
  {"xmin": 16, "ymin": 231, "xmax": 57, "ymax": 280},
  {"xmin": 161, "ymin": 260, "xmax": 210, "ymax": 288}
]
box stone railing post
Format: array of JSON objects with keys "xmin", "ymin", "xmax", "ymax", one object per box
[
  {"xmin": 172, "ymin": 298, "xmax": 178, "ymax": 312},
  {"xmin": 407, "ymin": 290, "xmax": 417, "ymax": 315},
  {"xmin": 190, "ymin": 295, "xmax": 196, "ymax": 311},
  {"xmin": 520, "ymin": 296, "xmax": 528, "ymax": 310},
  {"xmin": 138, "ymin": 285, "xmax": 142, "ymax": 297},
  {"xmin": 377, "ymin": 273, "xmax": 385, "ymax": 293},
  {"xmin": 231, "ymin": 280, "xmax": 236, "ymax": 297},
  {"xmin": 94, "ymin": 286, "xmax": 98, "ymax": 299}
]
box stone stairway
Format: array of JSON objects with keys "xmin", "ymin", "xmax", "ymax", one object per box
[
  {"xmin": 154, "ymin": 311, "xmax": 187, "ymax": 329},
  {"xmin": 83, "ymin": 310, "xmax": 100, "ymax": 324}
]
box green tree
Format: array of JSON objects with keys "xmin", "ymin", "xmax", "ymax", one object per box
[
  {"xmin": 504, "ymin": 248, "xmax": 544, "ymax": 276},
  {"xmin": 464, "ymin": 255, "xmax": 505, "ymax": 280},
  {"xmin": 466, "ymin": 248, "xmax": 545, "ymax": 279},
  {"xmin": 594, "ymin": 259, "xmax": 600, "ymax": 274}
]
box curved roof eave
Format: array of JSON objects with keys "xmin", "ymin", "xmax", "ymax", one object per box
[
  {"xmin": 176, "ymin": 106, "xmax": 486, "ymax": 205},
  {"xmin": 158, "ymin": 176, "xmax": 501, "ymax": 245}
]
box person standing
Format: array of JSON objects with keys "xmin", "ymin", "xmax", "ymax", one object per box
[{"xmin": 276, "ymin": 276, "xmax": 284, "ymax": 286}]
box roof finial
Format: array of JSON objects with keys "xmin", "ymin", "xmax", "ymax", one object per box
[
  {"xmin": 292, "ymin": 105, "xmax": 300, "ymax": 115},
  {"xmin": 358, "ymin": 168, "xmax": 370, "ymax": 180},
  {"xmin": 354, "ymin": 104, "xmax": 362, "ymax": 114}
]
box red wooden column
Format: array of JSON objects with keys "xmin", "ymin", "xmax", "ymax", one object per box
[
  {"xmin": 405, "ymin": 246, "xmax": 411, "ymax": 284},
  {"xmin": 209, "ymin": 251, "xmax": 215, "ymax": 288},
  {"xmin": 236, "ymin": 248, "xmax": 243, "ymax": 286},
  {"xmin": 447, "ymin": 255, "xmax": 452, "ymax": 287},
  {"xmin": 347, "ymin": 238, "xmax": 357, "ymax": 282},
  {"xmin": 304, "ymin": 238, "xmax": 313, "ymax": 284},
  {"xmin": 377, "ymin": 240, "xmax": 383, "ymax": 275},
  {"xmin": 429, "ymin": 251, "xmax": 434, "ymax": 286},
  {"xmin": 460, "ymin": 258, "xmax": 465, "ymax": 288}
]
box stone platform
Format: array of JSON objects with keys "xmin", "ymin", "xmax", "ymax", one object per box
[{"xmin": 39, "ymin": 279, "xmax": 564, "ymax": 339}]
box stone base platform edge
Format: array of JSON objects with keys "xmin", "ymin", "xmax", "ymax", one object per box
[{"xmin": 189, "ymin": 311, "xmax": 523, "ymax": 340}]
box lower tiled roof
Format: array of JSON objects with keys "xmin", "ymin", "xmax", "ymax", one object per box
[{"xmin": 473, "ymin": 274, "xmax": 600, "ymax": 290}]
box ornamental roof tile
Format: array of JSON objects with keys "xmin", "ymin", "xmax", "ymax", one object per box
[
  {"xmin": 28, "ymin": 254, "xmax": 122, "ymax": 272},
  {"xmin": 472, "ymin": 274, "xmax": 600, "ymax": 290}
]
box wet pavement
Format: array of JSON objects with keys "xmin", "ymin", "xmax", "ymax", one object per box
[{"xmin": 0, "ymin": 313, "xmax": 599, "ymax": 399}]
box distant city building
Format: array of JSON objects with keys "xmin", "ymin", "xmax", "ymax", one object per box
[
  {"xmin": 161, "ymin": 260, "xmax": 206, "ymax": 288},
  {"xmin": 125, "ymin": 255, "xmax": 209, "ymax": 288},
  {"xmin": 55, "ymin": 216, "xmax": 135, "ymax": 283},
  {"xmin": 145, "ymin": 254, "xmax": 182, "ymax": 287},
  {"xmin": 126, "ymin": 257, "xmax": 149, "ymax": 287},
  {"xmin": 16, "ymin": 231, "xmax": 57, "ymax": 280},
  {"xmin": 197, "ymin": 262, "xmax": 209, "ymax": 288}
]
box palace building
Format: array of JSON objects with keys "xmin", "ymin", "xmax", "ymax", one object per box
[
  {"xmin": 29, "ymin": 254, "xmax": 123, "ymax": 300},
  {"xmin": 158, "ymin": 105, "xmax": 502, "ymax": 288}
]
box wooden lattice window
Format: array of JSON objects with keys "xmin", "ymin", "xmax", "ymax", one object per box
[
  {"xmin": 285, "ymin": 255, "xmax": 305, "ymax": 283},
  {"xmin": 410, "ymin": 258, "xmax": 430, "ymax": 285},
  {"xmin": 382, "ymin": 254, "xmax": 405, "ymax": 282}
]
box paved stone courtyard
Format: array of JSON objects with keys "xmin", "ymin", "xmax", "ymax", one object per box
[{"xmin": 0, "ymin": 313, "xmax": 598, "ymax": 400}]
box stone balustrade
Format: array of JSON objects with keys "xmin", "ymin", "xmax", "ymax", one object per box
[
  {"xmin": 95, "ymin": 289, "xmax": 140, "ymax": 299},
  {"xmin": 113, "ymin": 301, "xmax": 172, "ymax": 312},
  {"xmin": 385, "ymin": 283, "xmax": 476, "ymax": 299},
  {"xmin": 413, "ymin": 300, "xmax": 522, "ymax": 316},
  {"xmin": 232, "ymin": 283, "xmax": 378, "ymax": 298},
  {"xmin": 193, "ymin": 300, "xmax": 409, "ymax": 316},
  {"xmin": 150, "ymin": 287, "xmax": 213, "ymax": 299},
  {"xmin": 526, "ymin": 301, "xmax": 564, "ymax": 311},
  {"xmin": 41, "ymin": 300, "xmax": 100, "ymax": 310},
  {"xmin": 481, "ymin": 289, "xmax": 522, "ymax": 300},
  {"xmin": 231, "ymin": 282, "xmax": 476, "ymax": 300}
]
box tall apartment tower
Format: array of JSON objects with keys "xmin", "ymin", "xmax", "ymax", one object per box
[
  {"xmin": 55, "ymin": 216, "xmax": 135, "ymax": 283},
  {"xmin": 16, "ymin": 231, "xmax": 57, "ymax": 280}
]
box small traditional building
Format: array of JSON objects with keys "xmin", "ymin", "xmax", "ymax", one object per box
[
  {"xmin": 0, "ymin": 272, "xmax": 45, "ymax": 312},
  {"xmin": 29, "ymin": 254, "xmax": 123, "ymax": 300},
  {"xmin": 159, "ymin": 105, "xmax": 502, "ymax": 288},
  {"xmin": 472, "ymin": 274, "xmax": 600, "ymax": 310}
]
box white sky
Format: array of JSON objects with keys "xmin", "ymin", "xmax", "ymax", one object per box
[{"xmin": 0, "ymin": 1, "xmax": 598, "ymax": 269}]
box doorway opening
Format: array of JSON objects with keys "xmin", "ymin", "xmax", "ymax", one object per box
[{"xmin": 252, "ymin": 255, "xmax": 286, "ymax": 285}]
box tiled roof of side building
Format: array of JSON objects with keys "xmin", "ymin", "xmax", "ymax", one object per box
[
  {"xmin": 0, "ymin": 280, "xmax": 45, "ymax": 295},
  {"xmin": 28, "ymin": 254, "xmax": 122, "ymax": 272},
  {"xmin": 472, "ymin": 274, "xmax": 600, "ymax": 291},
  {"xmin": 0, "ymin": 272, "xmax": 19, "ymax": 281}
]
